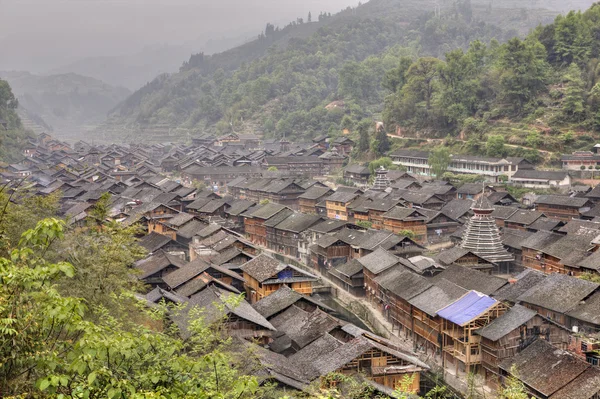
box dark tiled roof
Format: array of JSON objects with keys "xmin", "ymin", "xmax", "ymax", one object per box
[
  {"xmin": 138, "ymin": 232, "xmax": 175, "ymax": 253},
  {"xmin": 549, "ymin": 365, "xmax": 600, "ymax": 399},
  {"xmin": 506, "ymin": 210, "xmax": 544, "ymax": 226},
  {"xmin": 240, "ymin": 254, "xmax": 284, "ymax": 282},
  {"xmin": 162, "ymin": 258, "xmax": 213, "ymax": 290},
  {"xmin": 252, "ymin": 285, "xmax": 333, "ymax": 319},
  {"xmin": 440, "ymin": 199, "xmax": 474, "ymax": 220},
  {"xmin": 334, "ymin": 259, "xmax": 364, "ymax": 278},
  {"xmin": 492, "ymin": 269, "xmax": 546, "ymax": 303},
  {"xmin": 432, "ymin": 265, "xmax": 507, "ymax": 295},
  {"xmin": 499, "ymin": 339, "xmax": 590, "ymax": 398},
  {"xmin": 512, "ymin": 169, "xmax": 569, "ymax": 181},
  {"xmin": 325, "ymin": 191, "xmax": 360, "ymax": 203},
  {"xmin": 224, "ymin": 199, "xmax": 255, "ymax": 216},
  {"xmin": 308, "ymin": 219, "xmax": 347, "ymax": 233},
  {"xmin": 356, "ymin": 247, "xmax": 399, "ymax": 274},
  {"xmin": 476, "ymin": 304, "xmax": 537, "ymax": 341},
  {"xmin": 566, "ymin": 290, "xmax": 600, "ymax": 325},
  {"xmin": 408, "ymin": 278, "xmax": 468, "ymax": 317},
  {"xmin": 517, "ymin": 273, "xmax": 599, "ymax": 313},
  {"xmin": 490, "ymin": 205, "xmax": 518, "ymax": 220},
  {"xmin": 275, "ymin": 213, "xmax": 322, "ymax": 233},
  {"xmin": 135, "ymin": 251, "xmax": 187, "ymax": 279},
  {"xmin": 249, "ymin": 202, "xmax": 289, "ymax": 220},
  {"xmin": 527, "ymin": 217, "xmax": 563, "ymax": 232},
  {"xmin": 536, "ymin": 194, "xmax": 589, "ymax": 208},
  {"xmin": 270, "ymin": 306, "xmax": 340, "ymax": 349},
  {"xmin": 502, "ymin": 228, "xmax": 534, "ymax": 250},
  {"xmin": 176, "ymin": 219, "xmax": 208, "ymax": 239},
  {"xmin": 374, "ymin": 268, "xmax": 432, "ymax": 300}
]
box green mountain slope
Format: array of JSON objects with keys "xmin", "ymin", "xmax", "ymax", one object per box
[
  {"xmin": 100, "ymin": 0, "xmax": 595, "ymax": 143},
  {"xmin": 377, "ymin": 3, "xmax": 600, "ymax": 166},
  {"xmin": 0, "ymin": 71, "xmax": 130, "ymax": 141},
  {"xmin": 0, "ymin": 79, "xmax": 33, "ymax": 163}
]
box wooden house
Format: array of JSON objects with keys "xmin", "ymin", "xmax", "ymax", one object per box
[
  {"xmin": 517, "ymin": 273, "xmax": 599, "ymax": 329},
  {"xmin": 268, "ymin": 213, "xmax": 322, "ymax": 259},
  {"xmin": 343, "ymin": 165, "xmax": 371, "ymax": 186},
  {"xmin": 364, "ymin": 198, "xmax": 399, "ymax": 230},
  {"xmin": 309, "ymin": 234, "xmax": 352, "ymax": 272},
  {"xmin": 504, "ymin": 209, "xmax": 545, "ymax": 230},
  {"xmin": 477, "ymin": 304, "xmax": 571, "ymax": 388},
  {"xmin": 434, "ymin": 247, "xmax": 496, "ymax": 273},
  {"xmin": 438, "ymin": 291, "xmax": 508, "ymax": 376},
  {"xmin": 521, "ymin": 231, "xmax": 595, "ymax": 276},
  {"xmin": 534, "ymin": 195, "xmax": 592, "ymax": 222},
  {"xmin": 176, "ymin": 286, "xmax": 276, "ymax": 342},
  {"xmin": 327, "ymin": 259, "xmax": 365, "ymax": 297},
  {"xmin": 358, "ymin": 247, "xmax": 402, "ymax": 303},
  {"xmin": 498, "ymin": 339, "xmax": 600, "ymax": 399},
  {"xmin": 163, "ymin": 258, "xmax": 244, "ymax": 292},
  {"xmin": 325, "ymin": 190, "xmax": 361, "ymax": 221},
  {"xmin": 408, "ymin": 279, "xmax": 468, "ymax": 357},
  {"xmin": 298, "ymin": 186, "xmax": 333, "ymax": 214},
  {"xmin": 134, "ymin": 251, "xmax": 187, "ymax": 288},
  {"xmin": 240, "ymin": 254, "xmax": 318, "ymax": 303},
  {"xmin": 252, "ymin": 285, "xmax": 334, "ymax": 320},
  {"xmin": 243, "ymin": 203, "xmax": 292, "ymax": 247},
  {"xmin": 373, "ymin": 267, "xmax": 433, "ymax": 338},
  {"xmin": 329, "ymin": 136, "xmax": 354, "ymax": 156},
  {"xmin": 382, "ymin": 206, "xmax": 428, "ymax": 244}
]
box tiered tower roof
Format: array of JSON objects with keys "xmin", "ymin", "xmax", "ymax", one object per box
[
  {"xmin": 460, "ymin": 190, "xmax": 514, "ymax": 264},
  {"xmin": 372, "ymin": 166, "xmax": 390, "ymax": 191}
]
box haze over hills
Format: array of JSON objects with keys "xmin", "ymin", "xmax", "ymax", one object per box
[
  {"xmin": 98, "ymin": 0, "xmax": 598, "ymax": 144},
  {"xmin": 0, "ymin": 0, "xmax": 358, "ymax": 88},
  {"xmin": 0, "ymin": 71, "xmax": 131, "ymax": 139},
  {"xmin": 48, "ymin": 35, "xmax": 254, "ymax": 90}
]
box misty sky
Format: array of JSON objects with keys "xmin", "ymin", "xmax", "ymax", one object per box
[{"xmin": 0, "ymin": 0, "xmax": 358, "ymax": 72}]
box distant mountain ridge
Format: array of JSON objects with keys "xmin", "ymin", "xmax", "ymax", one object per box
[
  {"xmin": 0, "ymin": 71, "xmax": 131, "ymax": 141},
  {"xmin": 97, "ymin": 0, "xmax": 596, "ymax": 144}
]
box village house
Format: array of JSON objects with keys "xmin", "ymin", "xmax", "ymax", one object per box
[
  {"xmin": 243, "ymin": 203, "xmax": 293, "ymax": 247},
  {"xmin": 298, "ymin": 186, "xmax": 333, "ymax": 215},
  {"xmin": 382, "ymin": 206, "xmax": 428, "ymax": 244},
  {"xmin": 390, "ymin": 150, "xmax": 533, "ymax": 182},
  {"xmin": 561, "ymin": 150, "xmax": 600, "ymax": 170},
  {"xmin": 325, "ymin": 190, "xmax": 361, "ymax": 221},
  {"xmin": 343, "ymin": 164, "xmax": 371, "ymax": 186},
  {"xmin": 328, "ymin": 136, "xmax": 354, "ymax": 155},
  {"xmin": 477, "ymin": 304, "xmax": 571, "ymax": 389},
  {"xmin": 534, "ymin": 195, "xmax": 592, "ymax": 221},
  {"xmin": 510, "ymin": 169, "xmax": 572, "ymax": 189},
  {"xmin": 438, "ymin": 291, "xmax": 508, "ymax": 377},
  {"xmin": 174, "ymin": 285, "xmax": 276, "ymax": 342},
  {"xmin": 135, "ymin": 251, "xmax": 188, "ymax": 289},
  {"xmin": 408, "ymin": 279, "xmax": 468, "ymax": 358},
  {"xmin": 503, "ymin": 209, "xmax": 545, "ymax": 230},
  {"xmin": 498, "ymin": 339, "xmax": 600, "ymax": 399},
  {"xmin": 262, "ymin": 156, "xmax": 324, "ymax": 177},
  {"xmin": 240, "ymin": 254, "xmax": 318, "ymax": 304},
  {"xmin": 517, "ymin": 273, "xmax": 599, "ymax": 329},
  {"xmin": 266, "ymin": 213, "xmax": 322, "ymax": 259},
  {"xmin": 328, "ymin": 259, "xmax": 365, "ymax": 296}
]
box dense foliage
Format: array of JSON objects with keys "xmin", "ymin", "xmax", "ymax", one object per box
[
  {"xmin": 382, "ymin": 4, "xmax": 600, "ymax": 159},
  {"xmin": 0, "ymin": 79, "xmax": 32, "ymax": 163},
  {"xmin": 106, "ymin": 0, "xmax": 562, "ymax": 142},
  {"xmin": 0, "ymin": 190, "xmax": 267, "ymax": 398}
]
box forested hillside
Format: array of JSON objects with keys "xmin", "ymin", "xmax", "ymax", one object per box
[
  {"xmin": 100, "ymin": 0, "xmax": 584, "ymax": 143},
  {"xmin": 1, "ymin": 71, "xmax": 130, "ymax": 140},
  {"xmin": 382, "ymin": 4, "xmax": 600, "ymax": 165},
  {"xmin": 0, "ymin": 79, "xmax": 33, "ymax": 163}
]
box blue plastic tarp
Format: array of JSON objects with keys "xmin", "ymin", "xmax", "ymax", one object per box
[{"xmin": 438, "ymin": 291, "xmax": 497, "ymax": 326}]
